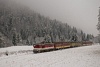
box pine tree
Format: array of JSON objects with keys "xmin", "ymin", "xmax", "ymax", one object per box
[
  {"xmin": 26, "ymin": 39, "xmax": 30, "ymax": 45},
  {"xmin": 0, "ymin": 36, "xmax": 4, "ymax": 47},
  {"xmin": 97, "ymin": 7, "xmax": 100, "ymax": 31},
  {"xmin": 97, "ymin": 7, "xmax": 100, "ymax": 43},
  {"xmin": 17, "ymin": 34, "xmax": 21, "ymax": 43},
  {"xmin": 12, "ymin": 33, "xmax": 17, "ymax": 46},
  {"xmin": 20, "ymin": 29, "xmax": 27, "ymax": 40},
  {"xmin": 86, "ymin": 34, "xmax": 89, "ymax": 41}
]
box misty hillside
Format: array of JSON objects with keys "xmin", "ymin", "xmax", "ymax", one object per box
[{"xmin": 0, "ymin": 0, "xmax": 94, "ymax": 47}]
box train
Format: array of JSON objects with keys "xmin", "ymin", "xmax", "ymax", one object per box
[{"xmin": 33, "ymin": 41, "xmax": 93, "ymax": 53}]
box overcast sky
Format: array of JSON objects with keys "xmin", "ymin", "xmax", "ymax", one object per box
[{"xmin": 12, "ymin": 0, "xmax": 100, "ymax": 36}]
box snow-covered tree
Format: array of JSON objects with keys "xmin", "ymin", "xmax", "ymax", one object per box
[
  {"xmin": 97, "ymin": 7, "xmax": 100, "ymax": 31},
  {"xmin": 12, "ymin": 33, "xmax": 17, "ymax": 46},
  {"xmin": 97, "ymin": 7, "xmax": 100, "ymax": 43}
]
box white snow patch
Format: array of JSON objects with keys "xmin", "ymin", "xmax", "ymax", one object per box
[{"xmin": 0, "ymin": 46, "xmax": 33, "ymax": 56}]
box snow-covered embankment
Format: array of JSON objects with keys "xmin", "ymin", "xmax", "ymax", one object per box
[{"xmin": 0, "ymin": 46, "xmax": 33, "ymax": 57}]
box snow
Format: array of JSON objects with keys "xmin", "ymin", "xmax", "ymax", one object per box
[
  {"xmin": 0, "ymin": 44, "xmax": 100, "ymax": 67},
  {"xmin": 0, "ymin": 46, "xmax": 33, "ymax": 52},
  {"xmin": 0, "ymin": 46, "xmax": 33, "ymax": 56}
]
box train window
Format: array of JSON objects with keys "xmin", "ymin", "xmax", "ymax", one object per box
[{"xmin": 42, "ymin": 45, "xmax": 45, "ymax": 48}]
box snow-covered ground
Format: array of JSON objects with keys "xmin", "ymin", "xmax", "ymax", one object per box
[
  {"xmin": 0, "ymin": 44, "xmax": 100, "ymax": 67},
  {"xmin": 0, "ymin": 46, "xmax": 33, "ymax": 57}
]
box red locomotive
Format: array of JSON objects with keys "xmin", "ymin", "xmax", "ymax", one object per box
[{"xmin": 33, "ymin": 42, "xmax": 54, "ymax": 53}]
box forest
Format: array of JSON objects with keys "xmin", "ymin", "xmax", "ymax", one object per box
[{"xmin": 0, "ymin": 0, "xmax": 94, "ymax": 47}]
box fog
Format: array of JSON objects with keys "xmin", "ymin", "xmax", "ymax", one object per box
[{"xmin": 11, "ymin": 0, "xmax": 100, "ymax": 36}]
